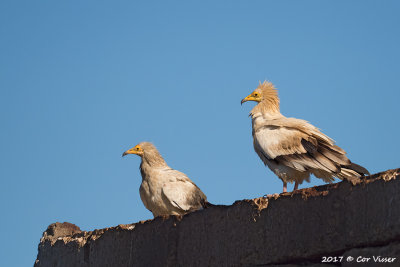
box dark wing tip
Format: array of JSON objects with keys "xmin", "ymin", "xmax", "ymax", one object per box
[
  {"xmin": 200, "ymin": 199, "xmax": 215, "ymax": 209},
  {"xmin": 349, "ymin": 162, "xmax": 370, "ymax": 176}
]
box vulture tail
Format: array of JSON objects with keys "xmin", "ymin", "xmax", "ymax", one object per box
[
  {"xmin": 337, "ymin": 162, "xmax": 369, "ymax": 185},
  {"xmin": 201, "ymin": 199, "xmax": 215, "ymax": 209},
  {"xmin": 348, "ymin": 162, "xmax": 370, "ymax": 176}
]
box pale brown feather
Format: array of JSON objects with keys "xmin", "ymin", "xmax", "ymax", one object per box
[{"xmin": 248, "ymin": 81, "xmax": 369, "ymax": 188}]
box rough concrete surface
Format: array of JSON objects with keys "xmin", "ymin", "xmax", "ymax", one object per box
[{"xmin": 35, "ymin": 169, "xmax": 400, "ymax": 267}]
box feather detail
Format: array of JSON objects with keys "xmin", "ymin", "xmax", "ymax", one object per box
[
  {"xmin": 250, "ymin": 81, "xmax": 280, "ymax": 116},
  {"xmin": 133, "ymin": 142, "xmax": 207, "ymax": 217},
  {"xmin": 247, "ymin": 82, "xmax": 369, "ymax": 189}
]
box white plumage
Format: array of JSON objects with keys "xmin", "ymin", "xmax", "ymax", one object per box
[
  {"xmin": 242, "ymin": 81, "xmax": 369, "ymax": 192},
  {"xmin": 123, "ymin": 142, "xmax": 208, "ymax": 217}
]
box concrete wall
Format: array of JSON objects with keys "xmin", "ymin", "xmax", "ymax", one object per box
[{"xmin": 35, "ymin": 169, "xmax": 400, "ymax": 266}]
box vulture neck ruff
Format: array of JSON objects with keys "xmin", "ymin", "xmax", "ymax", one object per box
[
  {"xmin": 250, "ymin": 82, "xmax": 281, "ymax": 120},
  {"xmin": 141, "ymin": 149, "xmax": 169, "ymax": 169}
]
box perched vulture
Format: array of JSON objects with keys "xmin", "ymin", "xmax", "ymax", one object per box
[
  {"xmin": 122, "ymin": 142, "xmax": 208, "ymax": 217},
  {"xmin": 241, "ymin": 81, "xmax": 369, "ymax": 192}
]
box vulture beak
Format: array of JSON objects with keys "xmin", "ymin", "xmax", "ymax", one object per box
[
  {"xmin": 241, "ymin": 93, "xmax": 260, "ymax": 105},
  {"xmin": 241, "ymin": 95, "xmax": 252, "ymax": 105},
  {"xmin": 122, "ymin": 149, "xmax": 135, "ymax": 157}
]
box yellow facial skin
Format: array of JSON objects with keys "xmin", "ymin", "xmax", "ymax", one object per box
[
  {"xmin": 122, "ymin": 145, "xmax": 144, "ymax": 157},
  {"xmin": 241, "ymin": 91, "xmax": 262, "ymax": 105}
]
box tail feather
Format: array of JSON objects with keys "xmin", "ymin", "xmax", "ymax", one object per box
[
  {"xmin": 200, "ymin": 199, "xmax": 215, "ymax": 209},
  {"xmin": 348, "ymin": 162, "xmax": 370, "ymax": 176},
  {"xmin": 337, "ymin": 162, "xmax": 369, "ymax": 185},
  {"xmin": 337, "ymin": 168, "xmax": 362, "ymax": 185}
]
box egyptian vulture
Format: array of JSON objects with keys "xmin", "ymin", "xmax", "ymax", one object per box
[
  {"xmin": 241, "ymin": 81, "xmax": 369, "ymax": 192},
  {"xmin": 122, "ymin": 142, "xmax": 208, "ymax": 217}
]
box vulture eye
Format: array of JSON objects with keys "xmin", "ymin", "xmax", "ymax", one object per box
[
  {"xmin": 136, "ymin": 147, "xmax": 140, "ymax": 151},
  {"xmin": 254, "ymin": 93, "xmax": 259, "ymax": 97}
]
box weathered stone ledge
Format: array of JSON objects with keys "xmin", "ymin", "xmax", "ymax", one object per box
[{"xmin": 35, "ymin": 169, "xmax": 400, "ymax": 266}]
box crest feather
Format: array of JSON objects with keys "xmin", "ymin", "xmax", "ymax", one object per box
[
  {"xmin": 258, "ymin": 81, "xmax": 278, "ymax": 98},
  {"xmin": 250, "ymin": 81, "xmax": 280, "ymax": 116}
]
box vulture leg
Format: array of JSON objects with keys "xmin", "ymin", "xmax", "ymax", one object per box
[
  {"xmin": 294, "ymin": 182, "xmax": 299, "ymax": 191},
  {"xmin": 283, "ymin": 181, "xmax": 287, "ymax": 193}
]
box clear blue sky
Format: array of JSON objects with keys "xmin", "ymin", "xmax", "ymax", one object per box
[{"xmin": 1, "ymin": 1, "xmax": 399, "ymax": 265}]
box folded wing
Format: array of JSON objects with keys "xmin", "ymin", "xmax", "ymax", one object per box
[
  {"xmin": 161, "ymin": 170, "xmax": 207, "ymax": 212},
  {"xmin": 253, "ymin": 118, "xmax": 368, "ymax": 181}
]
